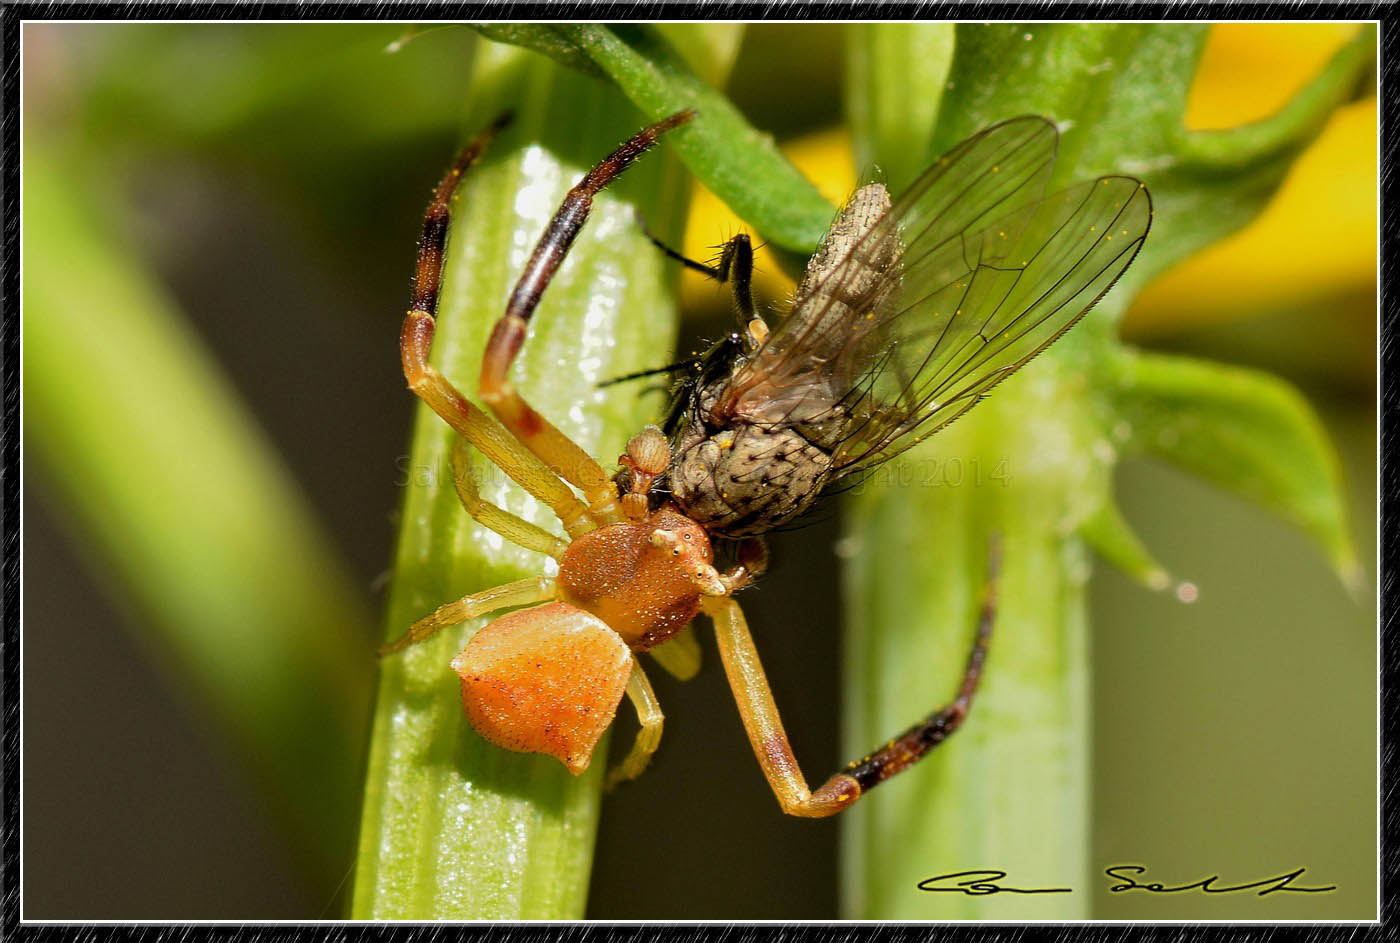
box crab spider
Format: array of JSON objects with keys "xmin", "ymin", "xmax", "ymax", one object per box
[{"xmin": 382, "ymin": 110, "xmax": 998, "ymax": 817}]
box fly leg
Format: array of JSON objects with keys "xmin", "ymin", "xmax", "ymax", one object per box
[
  {"xmin": 705, "ymin": 538, "xmax": 999, "ymax": 817},
  {"xmin": 639, "ymin": 221, "xmax": 767, "ymax": 349},
  {"xmin": 480, "ymin": 111, "xmax": 695, "ymax": 525}
]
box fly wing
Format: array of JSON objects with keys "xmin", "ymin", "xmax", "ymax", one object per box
[
  {"xmin": 721, "ymin": 115, "xmax": 1151, "ymax": 477},
  {"xmin": 726, "ymin": 116, "xmax": 1059, "ymax": 416},
  {"xmin": 831, "ymin": 173, "xmax": 1152, "ymax": 473}
]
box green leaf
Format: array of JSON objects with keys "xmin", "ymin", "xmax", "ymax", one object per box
[
  {"xmin": 1178, "ymin": 26, "xmax": 1376, "ymax": 172},
  {"xmin": 23, "ymin": 140, "xmax": 374, "ymax": 893},
  {"xmin": 470, "ymin": 23, "xmax": 606, "ymax": 78},
  {"xmin": 558, "ymin": 23, "xmax": 836, "ymax": 252},
  {"xmin": 649, "ymin": 23, "xmax": 747, "ymax": 87},
  {"xmin": 350, "ymin": 44, "xmax": 692, "ymax": 920},
  {"xmin": 932, "ymin": 24, "xmax": 1207, "ymax": 301},
  {"xmin": 1079, "ymin": 495, "xmax": 1171, "ymax": 591},
  {"xmin": 932, "ymin": 24, "xmax": 1374, "ymax": 299},
  {"xmin": 1104, "ymin": 350, "xmax": 1362, "ymax": 593}
]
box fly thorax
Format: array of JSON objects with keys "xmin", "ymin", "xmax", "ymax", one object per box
[{"xmin": 669, "ymin": 423, "xmax": 833, "ymax": 537}]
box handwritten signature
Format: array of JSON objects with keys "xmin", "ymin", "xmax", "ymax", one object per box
[
  {"xmin": 917, "ymin": 865, "xmax": 1336, "ymax": 897},
  {"xmin": 1104, "ymin": 865, "xmax": 1336, "ymax": 896},
  {"xmin": 917, "ymin": 871, "xmax": 1071, "ymax": 896}
]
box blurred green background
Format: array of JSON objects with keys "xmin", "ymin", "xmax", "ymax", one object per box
[{"xmin": 21, "ymin": 22, "xmax": 1375, "ymax": 919}]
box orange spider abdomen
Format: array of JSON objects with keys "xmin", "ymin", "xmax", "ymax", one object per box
[
  {"xmin": 452, "ymin": 601, "xmax": 632, "ymax": 774},
  {"xmin": 557, "ymin": 506, "xmax": 715, "ymax": 651}
]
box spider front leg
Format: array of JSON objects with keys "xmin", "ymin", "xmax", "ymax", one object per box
[
  {"xmin": 448, "ymin": 438, "xmax": 568, "ymax": 560},
  {"xmin": 400, "ymin": 115, "xmax": 597, "ymax": 540},
  {"xmin": 479, "ymin": 110, "xmax": 694, "ymax": 523},
  {"xmin": 704, "ymin": 540, "xmax": 999, "ymax": 818}
]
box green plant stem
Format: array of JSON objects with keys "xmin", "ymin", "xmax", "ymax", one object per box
[
  {"xmin": 350, "ymin": 44, "xmax": 690, "ymax": 919},
  {"xmin": 840, "ymin": 22, "xmax": 1369, "ymax": 918},
  {"xmin": 844, "ymin": 24, "xmax": 954, "ymax": 193},
  {"xmin": 838, "ymin": 24, "xmax": 1090, "ymax": 919},
  {"xmin": 841, "ymin": 365, "xmax": 1098, "ymax": 919}
]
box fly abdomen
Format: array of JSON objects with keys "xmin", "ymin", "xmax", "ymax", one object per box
[{"xmin": 669, "ymin": 423, "xmax": 833, "ymax": 537}]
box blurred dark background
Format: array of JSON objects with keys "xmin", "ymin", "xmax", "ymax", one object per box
[{"xmin": 22, "ymin": 23, "xmax": 1375, "ymax": 919}]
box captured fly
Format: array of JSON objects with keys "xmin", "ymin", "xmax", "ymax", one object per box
[{"xmin": 660, "ymin": 115, "xmax": 1152, "ymax": 537}]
